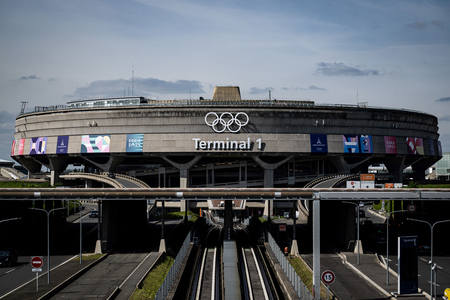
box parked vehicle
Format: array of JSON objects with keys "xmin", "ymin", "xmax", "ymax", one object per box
[{"xmin": 0, "ymin": 249, "xmax": 18, "ymax": 267}]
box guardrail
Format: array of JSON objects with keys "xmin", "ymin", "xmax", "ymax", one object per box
[
  {"xmin": 266, "ymin": 230, "xmax": 314, "ymax": 300},
  {"xmin": 61, "ymin": 172, "xmax": 124, "ymax": 188},
  {"xmin": 155, "ymin": 232, "xmax": 191, "ymax": 300},
  {"xmin": 99, "ymin": 172, "xmax": 151, "ymax": 188},
  {"xmin": 18, "ymin": 98, "xmax": 434, "ymax": 118}
]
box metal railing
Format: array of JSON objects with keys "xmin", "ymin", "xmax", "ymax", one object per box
[
  {"xmin": 155, "ymin": 232, "xmax": 191, "ymax": 300},
  {"xmin": 18, "ymin": 98, "xmax": 434, "ymax": 118},
  {"xmin": 266, "ymin": 230, "xmax": 314, "ymax": 300}
]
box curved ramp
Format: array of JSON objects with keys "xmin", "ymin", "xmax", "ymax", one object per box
[{"xmin": 60, "ymin": 172, "xmax": 124, "ymax": 188}]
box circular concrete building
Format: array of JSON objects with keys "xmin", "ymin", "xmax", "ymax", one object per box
[{"xmin": 12, "ymin": 86, "xmax": 442, "ymax": 188}]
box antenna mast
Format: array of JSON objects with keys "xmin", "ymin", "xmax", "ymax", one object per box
[{"xmin": 132, "ymin": 63, "xmax": 134, "ymax": 96}]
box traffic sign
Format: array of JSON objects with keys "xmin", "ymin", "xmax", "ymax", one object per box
[
  {"xmin": 407, "ymin": 203, "xmax": 417, "ymax": 213},
  {"xmin": 31, "ymin": 256, "xmax": 43, "ymax": 269},
  {"xmin": 321, "ymin": 270, "xmax": 335, "ymax": 285}
]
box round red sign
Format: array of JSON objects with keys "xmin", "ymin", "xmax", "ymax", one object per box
[
  {"xmin": 407, "ymin": 203, "xmax": 417, "ymax": 213},
  {"xmin": 31, "ymin": 256, "xmax": 43, "ymax": 268},
  {"xmin": 321, "ymin": 270, "xmax": 335, "ymax": 285}
]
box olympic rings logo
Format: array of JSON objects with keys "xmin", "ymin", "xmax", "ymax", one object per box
[{"xmin": 205, "ymin": 112, "xmax": 249, "ymax": 133}]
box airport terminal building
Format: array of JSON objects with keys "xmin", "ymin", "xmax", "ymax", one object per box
[{"xmin": 11, "ymin": 86, "xmax": 442, "ymax": 189}]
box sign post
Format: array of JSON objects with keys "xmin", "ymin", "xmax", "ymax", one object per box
[
  {"xmin": 321, "ymin": 270, "xmax": 335, "ymax": 300},
  {"xmin": 31, "ymin": 256, "xmax": 43, "ymax": 291}
]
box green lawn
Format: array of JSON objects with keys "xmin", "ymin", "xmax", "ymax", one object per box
[{"xmin": 131, "ymin": 253, "xmax": 174, "ymax": 300}]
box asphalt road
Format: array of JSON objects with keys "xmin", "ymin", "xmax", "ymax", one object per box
[{"xmin": 0, "ymin": 204, "xmax": 98, "ymax": 298}]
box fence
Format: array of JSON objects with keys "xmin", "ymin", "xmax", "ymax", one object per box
[
  {"xmin": 266, "ymin": 230, "xmax": 314, "ymax": 300},
  {"xmin": 155, "ymin": 232, "xmax": 191, "ymax": 300}
]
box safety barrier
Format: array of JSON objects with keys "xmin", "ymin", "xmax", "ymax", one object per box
[
  {"xmin": 155, "ymin": 232, "xmax": 191, "ymax": 300},
  {"xmin": 266, "ymin": 230, "xmax": 314, "ymax": 300}
]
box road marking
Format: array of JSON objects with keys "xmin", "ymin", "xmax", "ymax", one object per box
[{"xmin": 5, "ymin": 269, "xmax": 16, "ymax": 274}]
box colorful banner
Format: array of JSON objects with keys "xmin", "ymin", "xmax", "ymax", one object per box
[
  {"xmin": 343, "ymin": 135, "xmax": 359, "ymax": 153},
  {"xmin": 126, "ymin": 134, "xmax": 144, "ymax": 153},
  {"xmin": 57, "ymin": 136, "xmax": 69, "ymax": 154},
  {"xmin": 360, "ymin": 135, "xmax": 373, "ymax": 153},
  {"xmin": 11, "ymin": 140, "xmax": 16, "ymax": 156},
  {"xmin": 81, "ymin": 135, "xmax": 111, "ymax": 153},
  {"xmin": 18, "ymin": 139, "xmax": 25, "ymax": 155},
  {"xmin": 30, "ymin": 137, "xmax": 48, "ymax": 155},
  {"xmin": 406, "ymin": 137, "xmax": 424, "ymax": 155},
  {"xmin": 384, "ymin": 136, "xmax": 397, "ymax": 154},
  {"xmin": 310, "ymin": 134, "xmax": 328, "ymax": 153}
]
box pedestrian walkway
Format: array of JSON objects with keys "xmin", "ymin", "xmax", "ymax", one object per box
[
  {"xmin": 340, "ymin": 251, "xmax": 427, "ymax": 299},
  {"xmin": 301, "ymin": 251, "xmax": 428, "ymax": 300}
]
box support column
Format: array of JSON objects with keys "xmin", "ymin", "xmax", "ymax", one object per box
[
  {"xmin": 48, "ymin": 157, "xmax": 69, "ymax": 186},
  {"xmin": 95, "ymin": 200, "xmax": 102, "ymax": 254},
  {"xmin": 83, "ymin": 156, "xmax": 124, "ymax": 174},
  {"xmin": 252, "ymin": 155, "xmax": 293, "ymax": 218},
  {"xmin": 159, "ymin": 200, "xmax": 166, "ymax": 252},
  {"xmin": 14, "ymin": 157, "xmax": 42, "ymax": 179},
  {"xmin": 290, "ymin": 200, "xmax": 299, "ymax": 255},
  {"xmin": 224, "ymin": 200, "xmax": 233, "ymax": 240},
  {"xmin": 158, "ymin": 167, "xmax": 166, "ymax": 188},
  {"xmin": 162, "ymin": 155, "xmax": 202, "ymax": 219},
  {"xmin": 384, "ymin": 157, "xmax": 406, "ymax": 183},
  {"xmin": 313, "ymin": 195, "xmax": 320, "ymax": 300},
  {"xmin": 206, "ymin": 163, "xmax": 215, "ymax": 187},
  {"xmin": 239, "ymin": 160, "xmax": 248, "ymax": 188}
]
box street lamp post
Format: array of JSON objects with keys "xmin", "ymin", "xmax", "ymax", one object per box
[
  {"xmin": 29, "ymin": 207, "xmax": 66, "ymax": 284},
  {"xmin": 407, "ymin": 218, "xmax": 450, "ymax": 300},
  {"xmin": 0, "ymin": 217, "xmax": 22, "ymax": 223},
  {"xmin": 343, "ymin": 201, "xmax": 360, "ymax": 265},
  {"xmin": 386, "ymin": 209, "xmax": 407, "ymax": 285}
]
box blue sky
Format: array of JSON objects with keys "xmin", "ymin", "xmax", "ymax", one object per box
[{"xmin": 1, "ymin": 0, "xmax": 449, "ymax": 161}]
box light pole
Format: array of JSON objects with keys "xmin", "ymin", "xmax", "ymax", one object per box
[
  {"xmin": 385, "ymin": 210, "xmax": 407, "ymax": 285},
  {"xmin": 0, "ymin": 217, "xmax": 22, "ymax": 223},
  {"xmin": 343, "ymin": 201, "xmax": 360, "ymax": 265},
  {"xmin": 29, "ymin": 207, "xmax": 66, "ymax": 284},
  {"xmin": 407, "ymin": 218, "xmax": 450, "ymax": 300},
  {"xmin": 68, "ymin": 201, "xmax": 83, "ymax": 264}
]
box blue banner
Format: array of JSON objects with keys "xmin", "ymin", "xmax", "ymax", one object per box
[
  {"xmin": 398, "ymin": 236, "xmax": 418, "ymax": 294},
  {"xmin": 57, "ymin": 136, "xmax": 69, "ymax": 154},
  {"xmin": 126, "ymin": 134, "xmax": 144, "ymax": 153},
  {"xmin": 310, "ymin": 134, "xmax": 328, "ymax": 153},
  {"xmin": 343, "ymin": 135, "xmax": 359, "ymax": 153},
  {"xmin": 360, "ymin": 135, "xmax": 373, "ymax": 153}
]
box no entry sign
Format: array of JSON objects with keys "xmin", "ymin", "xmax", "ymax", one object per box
[{"xmin": 31, "ymin": 256, "xmax": 43, "ymax": 269}]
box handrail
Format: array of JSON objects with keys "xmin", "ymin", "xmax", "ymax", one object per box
[
  {"xmin": 99, "ymin": 172, "xmax": 151, "ymax": 188},
  {"xmin": 61, "ymin": 172, "xmax": 124, "ymax": 188},
  {"xmin": 17, "ymin": 98, "xmax": 435, "ymax": 118}
]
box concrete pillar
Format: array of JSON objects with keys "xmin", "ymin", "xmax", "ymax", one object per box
[
  {"xmin": 161, "ymin": 155, "xmax": 202, "ymax": 218},
  {"xmin": 159, "ymin": 200, "xmax": 166, "ymax": 252},
  {"xmin": 252, "ymin": 155, "xmax": 293, "ymax": 218},
  {"xmin": 47, "ymin": 157, "xmax": 69, "ymax": 186},
  {"xmin": 239, "ymin": 160, "xmax": 248, "ymax": 187},
  {"xmin": 14, "ymin": 158, "xmax": 41, "ymax": 179},
  {"xmin": 384, "ymin": 157, "xmax": 406, "ymax": 183},
  {"xmin": 206, "ymin": 163, "xmax": 214, "ymax": 187},
  {"xmin": 158, "ymin": 167, "xmax": 166, "ymax": 188},
  {"xmin": 224, "ymin": 200, "xmax": 233, "ymax": 240},
  {"xmin": 313, "ymin": 196, "xmax": 320, "ymax": 300},
  {"xmin": 290, "ymin": 200, "xmax": 299, "ymax": 256},
  {"xmin": 83, "ymin": 156, "xmax": 124, "ymax": 173}
]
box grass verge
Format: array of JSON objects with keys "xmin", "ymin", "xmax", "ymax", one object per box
[
  {"xmin": 130, "ymin": 253, "xmax": 174, "ymax": 300},
  {"xmin": 72, "ymin": 253, "xmax": 105, "ymax": 261},
  {"xmin": 288, "ymin": 256, "xmax": 332, "ymax": 300}
]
